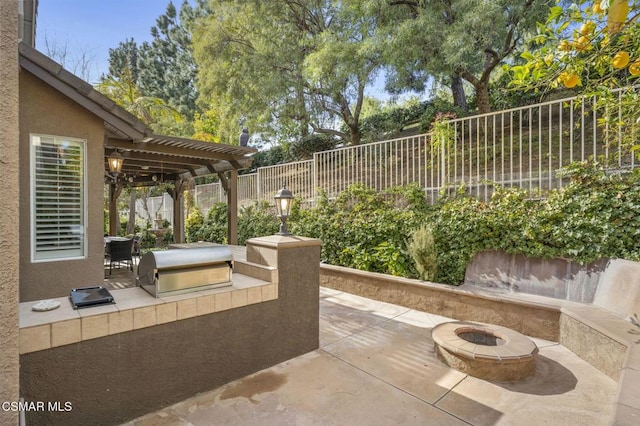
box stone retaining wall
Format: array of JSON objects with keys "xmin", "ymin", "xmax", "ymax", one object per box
[{"xmin": 320, "ymin": 264, "xmax": 561, "ymax": 341}]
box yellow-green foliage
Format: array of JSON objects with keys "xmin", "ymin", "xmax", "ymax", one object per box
[{"xmin": 407, "ymin": 225, "xmax": 437, "ymax": 282}]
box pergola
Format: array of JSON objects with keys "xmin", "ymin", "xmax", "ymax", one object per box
[{"xmin": 104, "ymin": 135, "xmax": 255, "ymax": 244}]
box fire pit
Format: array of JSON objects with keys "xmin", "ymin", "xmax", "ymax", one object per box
[{"xmin": 431, "ymin": 321, "xmax": 538, "ymax": 381}]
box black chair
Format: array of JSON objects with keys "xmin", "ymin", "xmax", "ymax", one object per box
[{"xmin": 105, "ymin": 238, "xmax": 134, "ymax": 275}]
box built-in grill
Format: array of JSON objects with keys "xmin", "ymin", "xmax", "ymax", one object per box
[{"xmin": 136, "ymin": 246, "xmax": 233, "ymax": 298}]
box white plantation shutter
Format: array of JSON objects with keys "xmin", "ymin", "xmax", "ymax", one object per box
[{"xmin": 31, "ymin": 135, "xmax": 86, "ymax": 261}]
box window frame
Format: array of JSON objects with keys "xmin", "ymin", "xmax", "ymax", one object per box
[{"xmin": 30, "ymin": 134, "xmax": 88, "ymax": 263}]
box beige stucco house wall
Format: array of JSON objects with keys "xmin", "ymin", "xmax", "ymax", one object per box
[
  {"xmin": 19, "ymin": 70, "xmax": 106, "ymax": 301},
  {"xmin": 0, "ymin": 0, "xmax": 21, "ymax": 424}
]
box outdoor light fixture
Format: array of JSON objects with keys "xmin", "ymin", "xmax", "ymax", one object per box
[
  {"xmin": 108, "ymin": 151, "xmax": 124, "ymax": 175},
  {"xmin": 274, "ymin": 185, "xmax": 293, "ymax": 236}
]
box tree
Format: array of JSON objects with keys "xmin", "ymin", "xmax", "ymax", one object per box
[
  {"xmin": 193, "ymin": 0, "xmax": 385, "ymax": 144},
  {"xmin": 137, "ymin": 0, "xmax": 206, "ymax": 121},
  {"xmin": 97, "ymin": 66, "xmax": 182, "ymax": 126},
  {"xmin": 107, "ymin": 38, "xmax": 139, "ymax": 83},
  {"xmin": 512, "ymin": 0, "xmax": 640, "ymax": 152},
  {"xmin": 191, "ymin": 107, "xmax": 221, "ymax": 142},
  {"xmin": 41, "ymin": 31, "xmax": 97, "ymax": 82},
  {"xmin": 376, "ymin": 0, "xmax": 553, "ymax": 114},
  {"xmin": 101, "ymin": 38, "xmax": 185, "ymax": 128}
]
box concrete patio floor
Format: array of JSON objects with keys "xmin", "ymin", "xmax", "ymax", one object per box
[{"xmin": 123, "ymin": 286, "xmax": 616, "ymax": 425}]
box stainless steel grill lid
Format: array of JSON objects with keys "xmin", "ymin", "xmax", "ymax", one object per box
[
  {"xmin": 137, "ymin": 246, "xmax": 233, "ymax": 297},
  {"xmin": 141, "ymin": 246, "xmax": 233, "ymax": 271}
]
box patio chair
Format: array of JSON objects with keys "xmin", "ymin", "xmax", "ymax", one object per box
[{"xmin": 105, "ymin": 238, "xmax": 134, "ymax": 275}]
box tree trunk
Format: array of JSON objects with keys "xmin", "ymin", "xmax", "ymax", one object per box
[
  {"xmin": 451, "ymin": 75, "xmax": 468, "ymax": 112},
  {"xmin": 475, "ymin": 80, "xmax": 491, "ymax": 115},
  {"xmin": 349, "ymin": 124, "xmax": 361, "ymax": 145},
  {"xmin": 127, "ymin": 190, "xmax": 137, "ymax": 235},
  {"xmin": 139, "ymin": 188, "xmax": 153, "ymax": 225}
]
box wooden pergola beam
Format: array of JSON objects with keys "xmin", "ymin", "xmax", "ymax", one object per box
[
  {"xmin": 106, "ymin": 138, "xmax": 238, "ymax": 162},
  {"xmin": 105, "ymin": 148, "xmax": 222, "ymax": 168}
]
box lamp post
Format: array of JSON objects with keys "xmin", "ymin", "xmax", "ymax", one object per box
[
  {"xmin": 108, "ymin": 151, "xmax": 124, "ymax": 176},
  {"xmin": 274, "ymin": 185, "xmax": 293, "ymax": 236}
]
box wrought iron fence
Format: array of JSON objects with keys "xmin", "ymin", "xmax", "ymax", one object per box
[
  {"xmin": 257, "ymin": 160, "xmax": 315, "ymax": 203},
  {"xmin": 141, "ymin": 87, "xmax": 639, "ymax": 216},
  {"xmin": 440, "ymin": 88, "xmax": 638, "ymax": 200},
  {"xmin": 193, "ymin": 182, "xmax": 224, "ymax": 214}
]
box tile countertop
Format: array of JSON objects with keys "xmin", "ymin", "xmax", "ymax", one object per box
[{"xmin": 18, "ymin": 274, "xmax": 276, "ymax": 355}]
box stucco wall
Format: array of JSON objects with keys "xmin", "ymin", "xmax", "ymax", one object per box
[
  {"xmin": 464, "ymin": 250, "xmax": 607, "ymax": 302},
  {"xmin": 19, "ymin": 70, "xmax": 105, "ymax": 301},
  {"xmin": 0, "ymin": 1, "xmax": 20, "ymax": 425}
]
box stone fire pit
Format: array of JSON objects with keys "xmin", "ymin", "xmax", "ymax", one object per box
[{"xmin": 432, "ymin": 321, "xmax": 538, "ymax": 381}]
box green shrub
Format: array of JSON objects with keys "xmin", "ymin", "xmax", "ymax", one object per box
[
  {"xmin": 429, "ymin": 194, "xmax": 489, "ymax": 284},
  {"xmin": 237, "ymin": 202, "xmax": 280, "ymax": 245},
  {"xmin": 359, "ymin": 100, "xmax": 432, "ymax": 143},
  {"xmin": 539, "ymin": 162, "xmax": 640, "ymax": 262},
  {"xmin": 162, "ymin": 228, "xmax": 174, "ymax": 245},
  {"xmin": 290, "ymin": 184, "xmax": 422, "ymax": 277},
  {"xmin": 188, "ymin": 162, "xmax": 640, "ymax": 286},
  {"xmin": 419, "ymin": 98, "xmax": 467, "ymax": 132},
  {"xmin": 428, "ymin": 162, "xmax": 640, "ymax": 283},
  {"xmin": 291, "ymin": 163, "xmax": 640, "ymax": 285},
  {"xmin": 186, "ymin": 201, "xmax": 280, "ymax": 245},
  {"xmin": 185, "ymin": 206, "xmax": 204, "ymax": 242},
  {"xmin": 245, "ymin": 144, "xmax": 291, "ymax": 172},
  {"xmin": 140, "ymin": 224, "xmax": 156, "ymax": 250},
  {"xmin": 407, "ymin": 224, "xmax": 437, "ymax": 282},
  {"xmin": 288, "ymin": 134, "xmax": 337, "ymax": 160},
  {"xmin": 190, "ymin": 203, "xmax": 228, "ymax": 244}
]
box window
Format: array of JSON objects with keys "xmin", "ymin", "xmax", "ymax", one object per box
[{"xmin": 31, "ymin": 135, "xmax": 86, "ymax": 262}]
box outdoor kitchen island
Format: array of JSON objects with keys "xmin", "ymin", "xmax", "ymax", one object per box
[{"xmin": 19, "ymin": 236, "xmax": 322, "ymax": 426}]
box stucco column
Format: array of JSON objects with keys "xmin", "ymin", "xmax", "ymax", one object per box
[
  {"xmin": 0, "ymin": 0, "xmax": 21, "ymax": 424},
  {"xmin": 245, "ymin": 234, "xmax": 322, "ymax": 348},
  {"xmin": 246, "ymin": 235, "xmax": 322, "ymax": 269}
]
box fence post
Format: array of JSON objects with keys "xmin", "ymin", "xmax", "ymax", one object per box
[
  {"xmin": 313, "ymin": 152, "xmax": 319, "ymax": 205},
  {"xmin": 440, "ymin": 131, "xmax": 447, "ymax": 190},
  {"xmin": 257, "ymin": 168, "xmax": 262, "ymax": 204}
]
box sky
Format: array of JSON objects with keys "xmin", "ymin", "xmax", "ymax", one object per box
[{"xmin": 35, "ymin": 0, "xmax": 177, "ymax": 84}]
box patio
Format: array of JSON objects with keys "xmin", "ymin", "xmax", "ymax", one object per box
[{"xmin": 122, "ymin": 286, "xmax": 616, "ymax": 425}]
